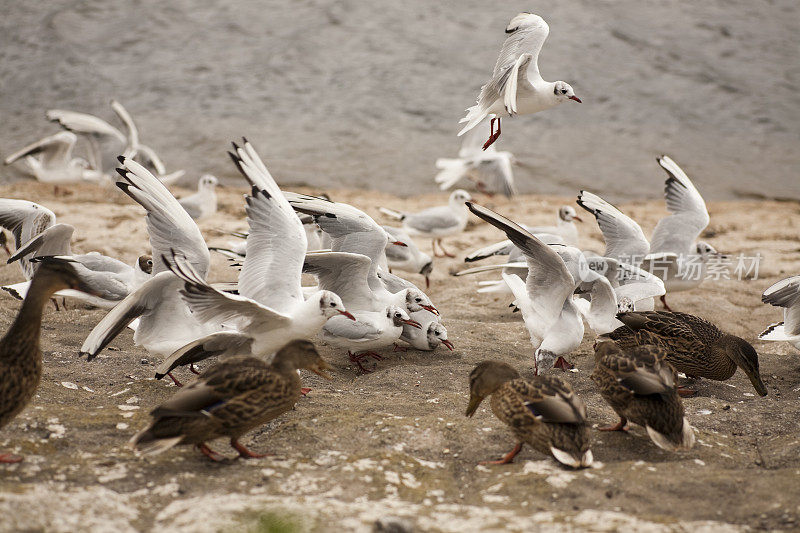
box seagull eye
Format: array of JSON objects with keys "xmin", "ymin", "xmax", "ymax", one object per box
[
  {"xmin": 329, "ymin": 302, "xmax": 336, "ymax": 307},
  {"xmin": 561, "ymin": 89, "xmax": 567, "ymax": 94}
]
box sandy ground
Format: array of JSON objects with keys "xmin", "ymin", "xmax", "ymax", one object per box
[
  {"xmin": 1, "ymin": 1, "xmax": 799, "ymax": 200},
  {"xmin": 0, "ymin": 181, "xmax": 799, "ymax": 532}
]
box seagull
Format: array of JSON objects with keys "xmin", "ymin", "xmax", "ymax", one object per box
[
  {"xmin": 320, "ymin": 305, "xmax": 421, "ymax": 372},
  {"xmin": 576, "ymin": 190, "xmax": 650, "ymax": 266},
  {"xmin": 0, "ymin": 198, "xmax": 151, "ymax": 307},
  {"xmin": 382, "ymin": 226, "xmax": 433, "ymax": 288},
  {"xmin": 466, "ymin": 202, "xmax": 585, "ymax": 373},
  {"xmin": 380, "ymin": 190, "xmax": 472, "ymax": 257},
  {"xmin": 400, "ymin": 311, "xmax": 454, "ymax": 352},
  {"xmin": 3, "ymin": 131, "xmax": 99, "ymax": 184},
  {"xmin": 80, "ymin": 157, "xmax": 218, "ymax": 377},
  {"xmin": 759, "ymin": 275, "xmax": 800, "ymax": 351},
  {"xmin": 178, "ymin": 174, "xmax": 219, "ymax": 220},
  {"xmin": 435, "ymin": 122, "xmax": 516, "ymax": 197},
  {"xmin": 458, "ymin": 13, "xmax": 581, "ymax": 150},
  {"xmin": 640, "ymin": 156, "xmax": 721, "ymax": 311},
  {"xmin": 151, "ymin": 140, "xmax": 356, "ymax": 378}
]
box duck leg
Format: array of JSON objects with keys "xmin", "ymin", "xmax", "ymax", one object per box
[
  {"xmin": 231, "ymin": 438, "xmax": 272, "ymax": 459},
  {"xmin": 677, "ymin": 386, "xmax": 698, "ymax": 398},
  {"xmin": 197, "ymin": 443, "xmax": 224, "ymax": 461},
  {"xmin": 482, "ymin": 117, "xmax": 501, "ymax": 151},
  {"xmin": 479, "ymin": 442, "xmax": 522, "ymax": 465},
  {"xmin": 553, "ymin": 357, "xmax": 574, "ymax": 371},
  {"xmin": 599, "ymin": 416, "xmax": 628, "ymax": 432},
  {"xmin": 0, "ymin": 452, "xmax": 23, "ymax": 464},
  {"xmin": 437, "ymin": 240, "xmax": 456, "ymax": 258},
  {"xmin": 300, "ymin": 388, "xmax": 312, "ymax": 396},
  {"xmin": 660, "ymin": 295, "xmax": 673, "ymax": 312}
]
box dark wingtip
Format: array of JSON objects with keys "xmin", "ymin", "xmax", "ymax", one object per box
[
  {"xmin": 117, "ymin": 155, "xmax": 126, "ymax": 164},
  {"xmin": 114, "ymin": 167, "xmax": 127, "ymax": 178}
]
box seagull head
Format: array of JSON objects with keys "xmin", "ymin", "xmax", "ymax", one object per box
[
  {"xmin": 198, "ymin": 174, "xmax": 219, "ymax": 190},
  {"xmin": 554, "ymin": 81, "xmax": 581, "ymax": 103},
  {"xmin": 387, "ymin": 305, "xmax": 421, "ymax": 329},
  {"xmin": 405, "ymin": 288, "xmax": 439, "ymax": 315},
  {"xmin": 559, "ymin": 205, "xmax": 583, "ymax": 223},
  {"xmin": 429, "ymin": 322, "xmax": 453, "ymax": 351},
  {"xmin": 317, "ymin": 290, "xmax": 355, "ymax": 320}
]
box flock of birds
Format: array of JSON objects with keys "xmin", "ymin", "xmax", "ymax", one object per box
[{"xmin": 0, "ymin": 13, "xmax": 794, "ymax": 470}]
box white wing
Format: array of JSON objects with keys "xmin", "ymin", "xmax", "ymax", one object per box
[
  {"xmin": 577, "ymin": 190, "xmax": 649, "ymax": 263},
  {"xmin": 228, "ymin": 140, "xmax": 306, "ymax": 311},
  {"xmin": 649, "ymin": 156, "xmax": 710, "ymax": 254},
  {"xmin": 468, "ymin": 202, "xmax": 574, "ymax": 328},
  {"xmin": 4, "ymin": 131, "xmax": 76, "ymax": 166},
  {"xmin": 8, "ymin": 223, "xmax": 74, "ymax": 267},
  {"xmin": 110, "ymin": 100, "xmax": 140, "ymax": 155},
  {"xmin": 116, "ymin": 157, "xmax": 210, "ymax": 277},
  {"xmin": 0, "ymin": 199, "xmax": 58, "ymax": 278},
  {"xmin": 46, "ymin": 109, "xmax": 127, "ymax": 145},
  {"xmin": 303, "ymin": 252, "xmax": 375, "ymax": 311}
]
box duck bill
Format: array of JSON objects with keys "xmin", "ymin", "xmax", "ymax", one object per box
[
  {"xmin": 745, "ymin": 370, "xmax": 768, "ymax": 397},
  {"xmin": 338, "ymin": 310, "xmax": 356, "ymax": 321},
  {"xmin": 391, "ymin": 241, "xmax": 408, "ymax": 247},
  {"xmin": 465, "ymin": 394, "xmax": 484, "ymax": 417},
  {"xmin": 421, "ymin": 304, "xmax": 439, "ymax": 315},
  {"xmin": 403, "ymin": 318, "xmax": 422, "ymax": 329},
  {"xmin": 441, "ymin": 339, "xmax": 454, "ymax": 351},
  {"xmin": 569, "ymin": 95, "xmax": 582, "ymax": 103}
]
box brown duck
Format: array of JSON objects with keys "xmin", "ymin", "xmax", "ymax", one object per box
[
  {"xmin": 0, "ymin": 257, "xmax": 102, "ymax": 463},
  {"xmin": 466, "ymin": 360, "xmax": 593, "ymax": 468},
  {"xmin": 130, "ymin": 339, "xmax": 331, "ymax": 461},
  {"xmin": 592, "ymin": 341, "xmax": 695, "ymax": 451},
  {"xmin": 604, "ymin": 311, "xmax": 767, "ymax": 397}
]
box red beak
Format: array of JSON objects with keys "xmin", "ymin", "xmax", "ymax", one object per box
[
  {"xmin": 391, "ymin": 241, "xmax": 408, "ymax": 247},
  {"xmin": 572, "ymin": 215, "xmax": 583, "ymax": 222},
  {"xmin": 338, "ymin": 310, "xmax": 356, "ymax": 321},
  {"xmin": 403, "ymin": 319, "xmax": 422, "ymax": 329},
  {"xmin": 569, "ymin": 95, "xmax": 582, "ymax": 103},
  {"xmin": 422, "ymin": 304, "xmax": 439, "ymax": 316},
  {"xmin": 441, "ymin": 339, "xmax": 454, "ymax": 351}
]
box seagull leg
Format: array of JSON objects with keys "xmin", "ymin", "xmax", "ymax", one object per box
[
  {"xmin": 432, "ymin": 239, "xmax": 444, "ymax": 258},
  {"xmin": 231, "ymin": 439, "xmax": 272, "ymax": 459},
  {"xmin": 660, "ymin": 295, "xmax": 673, "ymax": 312},
  {"xmin": 190, "ymin": 364, "xmax": 201, "ymax": 375},
  {"xmin": 197, "ymin": 443, "xmax": 225, "ymax": 462},
  {"xmin": 50, "ymin": 298, "xmax": 60, "ymax": 311},
  {"xmin": 363, "ymin": 351, "xmax": 383, "ymax": 361},
  {"xmin": 393, "ymin": 343, "xmax": 408, "ymax": 353},
  {"xmin": 166, "ymin": 372, "xmax": 183, "ymax": 387},
  {"xmin": 438, "ymin": 240, "xmax": 456, "ymax": 258},
  {"xmin": 348, "ymin": 351, "xmax": 372, "ymax": 373},
  {"xmin": 553, "ymin": 357, "xmax": 574, "ymax": 371},
  {"xmin": 475, "ymin": 181, "xmax": 494, "ymax": 197},
  {"xmin": 599, "ymin": 416, "xmax": 628, "ymax": 432},
  {"xmin": 0, "ymin": 452, "xmax": 23, "ymax": 463},
  {"xmin": 479, "ymin": 442, "xmax": 522, "ymax": 465},
  {"xmin": 300, "ymin": 387, "xmax": 312, "ymax": 396},
  {"xmin": 482, "ymin": 117, "xmax": 501, "ymax": 150},
  {"xmin": 61, "ymin": 298, "xmax": 68, "ymax": 310}
]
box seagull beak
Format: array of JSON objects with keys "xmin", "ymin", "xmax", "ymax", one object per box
[
  {"xmin": 441, "ymin": 339, "xmax": 454, "ymax": 351},
  {"xmin": 310, "ymin": 359, "xmax": 333, "ymax": 380},
  {"xmin": 391, "ymin": 241, "xmax": 408, "ymax": 247},
  {"xmin": 421, "ymin": 304, "xmax": 439, "ymax": 316},
  {"xmin": 569, "ymin": 95, "xmax": 582, "ymax": 103},
  {"xmin": 572, "ymin": 215, "xmax": 583, "ymax": 223},
  {"xmin": 338, "ymin": 310, "xmax": 356, "ymax": 321},
  {"xmin": 403, "ymin": 318, "xmax": 422, "ymax": 329}
]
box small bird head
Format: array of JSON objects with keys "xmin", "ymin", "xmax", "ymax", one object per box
[
  {"xmin": 317, "ymin": 291, "xmax": 355, "ymax": 320},
  {"xmin": 137, "ymin": 255, "xmax": 154, "ymax": 275},
  {"xmin": 450, "ymin": 189, "xmax": 472, "ymax": 205},
  {"xmin": 405, "ymin": 288, "xmax": 438, "ymax": 315},
  {"xmin": 199, "ymin": 174, "xmax": 218, "ymax": 190},
  {"xmin": 387, "ymin": 305, "xmax": 420, "ymax": 328},
  {"xmin": 695, "ymin": 241, "xmax": 719, "ymax": 257},
  {"xmin": 554, "ymin": 81, "xmax": 581, "ymax": 103},
  {"xmin": 466, "ymin": 360, "xmax": 520, "ymax": 416},
  {"xmin": 428, "ymin": 322, "xmax": 453, "ymax": 350},
  {"xmin": 722, "ymin": 335, "xmax": 767, "ymax": 397},
  {"xmin": 559, "ymin": 205, "xmax": 582, "ymax": 223},
  {"xmin": 617, "ymin": 296, "xmax": 635, "ymax": 312}
]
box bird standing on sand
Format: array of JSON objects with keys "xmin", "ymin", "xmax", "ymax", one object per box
[
  {"xmin": 130, "ymin": 340, "xmax": 331, "ymax": 461},
  {"xmin": 380, "ymin": 190, "xmax": 472, "ymax": 258},
  {"xmin": 178, "ymin": 174, "xmax": 219, "ymax": 220},
  {"xmin": 466, "ymin": 360, "xmax": 593, "ymax": 468},
  {"xmin": 758, "ymin": 275, "xmax": 800, "ymax": 351},
  {"xmin": 459, "ymin": 13, "xmax": 581, "ymax": 150},
  {"xmin": 604, "ymin": 311, "xmax": 768, "ymax": 397},
  {"xmin": 0, "ymin": 257, "xmax": 102, "ymax": 463},
  {"xmin": 591, "ymin": 341, "xmax": 695, "ymax": 451}
]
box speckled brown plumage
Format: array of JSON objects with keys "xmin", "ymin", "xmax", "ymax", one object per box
[
  {"xmin": 591, "ymin": 342, "xmax": 695, "ymax": 450},
  {"xmin": 131, "ymin": 339, "xmax": 331, "ymax": 460},
  {"xmin": 604, "ymin": 311, "xmax": 767, "ymax": 396},
  {"xmin": 1, "ymin": 257, "xmax": 100, "ymax": 463},
  {"xmin": 466, "ymin": 360, "xmax": 593, "ymax": 468}
]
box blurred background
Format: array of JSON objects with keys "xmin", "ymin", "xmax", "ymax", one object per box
[{"xmin": 1, "ymin": 0, "xmax": 798, "ymax": 199}]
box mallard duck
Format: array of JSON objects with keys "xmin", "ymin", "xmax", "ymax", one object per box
[
  {"xmin": 591, "ymin": 341, "xmax": 695, "ymax": 451},
  {"xmin": 604, "ymin": 311, "xmax": 767, "ymax": 396},
  {"xmin": 1, "ymin": 257, "xmax": 102, "ymax": 463},
  {"xmin": 466, "ymin": 360, "xmax": 592, "ymax": 468},
  {"xmin": 130, "ymin": 339, "xmax": 331, "ymax": 461}
]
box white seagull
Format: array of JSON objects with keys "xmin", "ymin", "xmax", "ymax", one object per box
[
  {"xmin": 3, "ymin": 131, "xmax": 99, "ymax": 184},
  {"xmin": 382, "ymin": 226, "xmax": 433, "ymax": 288},
  {"xmin": 759, "ymin": 275, "xmax": 800, "ymax": 351},
  {"xmin": 178, "ymin": 174, "xmax": 219, "ymax": 220},
  {"xmin": 458, "ymin": 13, "xmax": 581, "ymax": 150},
  {"xmin": 380, "ymin": 190, "xmax": 472, "ymax": 258}
]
